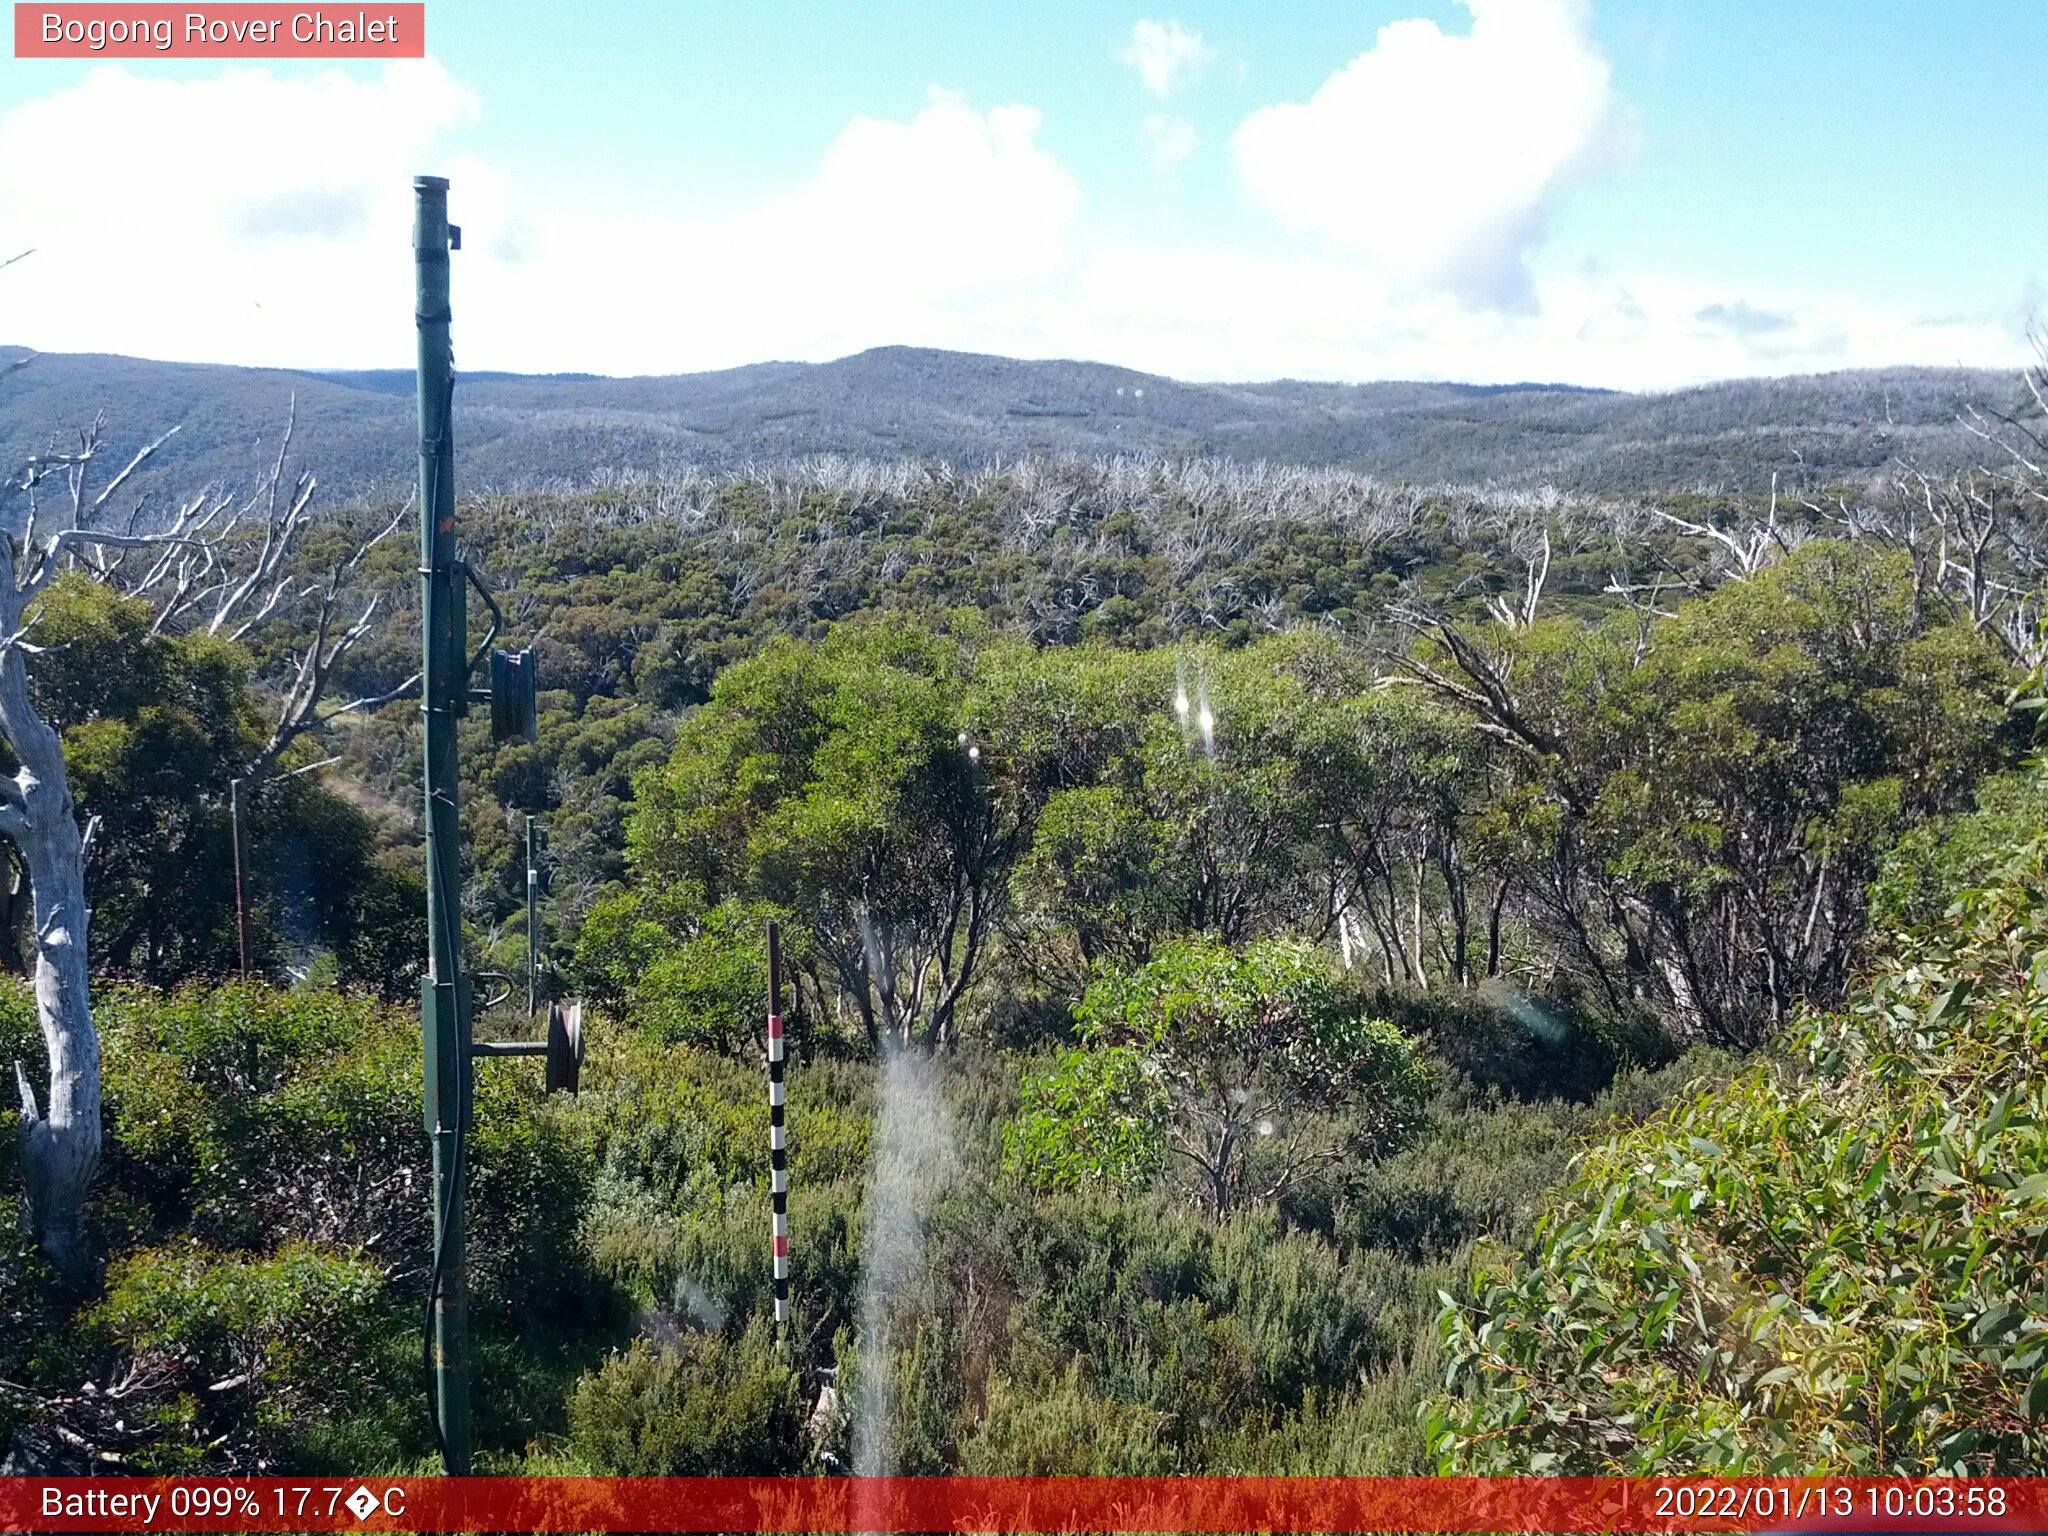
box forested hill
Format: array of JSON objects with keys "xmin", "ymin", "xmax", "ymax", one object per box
[{"xmin": 0, "ymin": 343, "xmax": 2018, "ymax": 500}]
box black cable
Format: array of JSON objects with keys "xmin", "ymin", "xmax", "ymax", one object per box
[
  {"xmin": 422, "ymin": 1115, "xmax": 465, "ymax": 1466},
  {"xmin": 420, "ymin": 784, "xmax": 468, "ymax": 1465},
  {"xmin": 420, "ymin": 781, "xmax": 468, "ymax": 1466}
]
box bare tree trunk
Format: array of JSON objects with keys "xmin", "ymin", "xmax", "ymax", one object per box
[
  {"xmin": 2, "ymin": 639, "xmax": 98, "ymax": 1285},
  {"xmin": 1486, "ymin": 875, "xmax": 1511, "ymax": 979},
  {"xmin": 1410, "ymin": 853, "xmax": 1428, "ymax": 991},
  {"xmin": 1442, "ymin": 839, "xmax": 1470, "ymax": 987},
  {"xmin": 14, "ymin": 813, "xmax": 94, "ymax": 1282}
]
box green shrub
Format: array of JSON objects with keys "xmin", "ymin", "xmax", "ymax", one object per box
[
  {"xmin": 1869, "ymin": 767, "xmax": 2048, "ymax": 941},
  {"xmin": 959, "ymin": 1366, "xmax": 1172, "ymax": 1473},
  {"xmin": 568, "ymin": 1328, "xmax": 808, "ymax": 1474},
  {"xmin": 98, "ymin": 982, "xmax": 421, "ymax": 1250},
  {"xmin": 1019, "ymin": 938, "xmax": 1428, "ymax": 1217},
  {"xmin": 570, "ymin": 887, "xmax": 683, "ymax": 1012},
  {"xmin": 1337, "ymin": 1052, "xmax": 1729, "ymax": 1262},
  {"xmin": 632, "ymin": 899, "xmax": 803, "ymax": 1056},
  {"xmin": 1432, "ymin": 826, "xmax": 2048, "ymax": 1473},
  {"xmin": 1004, "ymin": 1045, "xmax": 1165, "ymax": 1193},
  {"xmin": 1340, "ymin": 975, "xmax": 1670, "ymax": 1103},
  {"xmin": 591, "ymin": 1039, "xmax": 870, "ymax": 1208},
  {"xmin": 95, "ymin": 980, "xmax": 596, "ymax": 1317},
  {"xmin": 0, "ymin": 978, "xmax": 32, "ymax": 1192},
  {"xmin": 89, "ymin": 1240, "xmax": 385, "ymax": 1467}
]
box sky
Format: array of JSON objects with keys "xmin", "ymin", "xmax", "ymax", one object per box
[{"xmin": 1, "ymin": 0, "xmax": 2042, "ymax": 389}]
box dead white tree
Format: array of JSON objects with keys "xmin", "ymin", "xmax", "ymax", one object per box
[
  {"xmin": 5, "ymin": 400, "xmax": 408, "ymax": 1280},
  {"xmin": 87, "ymin": 400, "xmax": 417, "ymax": 788},
  {"xmin": 4, "ymin": 419, "xmax": 180, "ymax": 1280},
  {"xmin": 1652, "ymin": 472, "xmax": 1805, "ymax": 582},
  {"xmin": 1484, "ymin": 521, "xmax": 1552, "ymax": 630}
]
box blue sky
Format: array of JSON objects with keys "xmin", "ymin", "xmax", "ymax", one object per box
[{"xmin": 1, "ymin": 1, "xmax": 2040, "ymax": 386}]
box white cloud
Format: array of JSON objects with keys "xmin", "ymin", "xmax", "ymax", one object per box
[
  {"xmin": 0, "ymin": 72, "xmax": 1077, "ymax": 373},
  {"xmin": 472, "ymin": 87, "xmax": 1080, "ymax": 372},
  {"xmin": 1232, "ymin": 0, "xmax": 1619, "ymax": 307},
  {"xmin": 1118, "ymin": 19, "xmax": 1216, "ymax": 100},
  {"xmin": 0, "ymin": 58, "xmax": 2027, "ymax": 392},
  {"xmin": 0, "ymin": 61, "xmax": 479, "ymax": 363},
  {"xmin": 1050, "ymin": 251, "xmax": 2027, "ymax": 389},
  {"xmin": 1141, "ymin": 113, "xmax": 1199, "ymax": 167}
]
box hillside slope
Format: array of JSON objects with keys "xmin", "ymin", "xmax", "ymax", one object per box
[{"xmin": 0, "ymin": 344, "xmax": 2020, "ymax": 503}]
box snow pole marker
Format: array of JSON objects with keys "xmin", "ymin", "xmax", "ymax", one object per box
[{"xmin": 767, "ymin": 920, "xmax": 791, "ymax": 1342}]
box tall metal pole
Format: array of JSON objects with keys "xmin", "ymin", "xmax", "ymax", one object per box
[
  {"xmin": 229, "ymin": 776, "xmax": 251, "ymax": 980},
  {"xmin": 415, "ymin": 174, "xmax": 471, "ymax": 1477},
  {"xmin": 525, "ymin": 814, "xmax": 539, "ymax": 1017}
]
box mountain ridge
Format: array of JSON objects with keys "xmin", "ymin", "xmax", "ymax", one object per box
[{"xmin": 0, "ymin": 343, "xmax": 2023, "ymax": 502}]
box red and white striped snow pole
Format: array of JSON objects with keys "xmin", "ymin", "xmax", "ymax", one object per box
[{"xmin": 766, "ymin": 921, "xmax": 791, "ymax": 1341}]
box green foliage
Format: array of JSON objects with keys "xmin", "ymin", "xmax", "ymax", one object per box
[
  {"xmin": 567, "ymin": 1329, "xmax": 808, "ymax": 1475},
  {"xmin": 1332, "ymin": 1052, "xmax": 1729, "ymax": 1263},
  {"xmin": 30, "ymin": 577, "xmax": 253, "ymax": 980},
  {"xmin": 1041, "ymin": 937, "xmax": 1427, "ymax": 1215},
  {"xmin": 98, "ymin": 982, "xmax": 425, "ymax": 1252},
  {"xmin": 89, "ymin": 1241, "xmax": 384, "ymax": 1467},
  {"xmin": 2, "ymin": 575, "xmax": 426, "ymax": 993},
  {"xmin": 590, "ymin": 1039, "xmax": 869, "ymax": 1208},
  {"xmin": 570, "ymin": 885, "xmax": 686, "ymax": 1012},
  {"xmin": 959, "ymin": 1366, "xmax": 1173, "ymax": 1474},
  {"xmin": 2, "ymin": 978, "xmax": 616, "ymax": 1470},
  {"xmin": 0, "ymin": 976, "xmax": 31, "ymax": 1170},
  {"xmin": 1004, "ymin": 1045, "xmax": 1166, "ymax": 1194},
  {"xmin": 630, "ymin": 616, "xmax": 1020, "ymax": 1050},
  {"xmin": 8, "ymin": 435, "xmax": 2034, "ymax": 1480},
  {"xmin": 1336, "ymin": 978, "xmax": 1666, "ymax": 1104},
  {"xmin": 937, "ymin": 1188, "xmax": 1410, "ymax": 1470},
  {"xmin": 1868, "ymin": 766, "xmax": 2048, "ymax": 942},
  {"xmin": 1432, "ymin": 810, "xmax": 2048, "ymax": 1473},
  {"xmin": 578, "ymin": 1038, "xmax": 871, "ymax": 1348},
  {"xmin": 627, "ymin": 899, "xmax": 799, "ymax": 1056},
  {"xmin": 1011, "ymin": 785, "xmax": 1169, "ymax": 969},
  {"xmin": 1459, "ymin": 542, "xmax": 2017, "ymax": 1044}
]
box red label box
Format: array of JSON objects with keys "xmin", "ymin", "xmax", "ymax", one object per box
[{"xmin": 14, "ymin": 4, "xmax": 424, "ymax": 57}]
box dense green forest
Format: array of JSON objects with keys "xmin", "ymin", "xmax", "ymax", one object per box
[{"xmin": 4, "ymin": 387, "xmax": 2048, "ymax": 1475}]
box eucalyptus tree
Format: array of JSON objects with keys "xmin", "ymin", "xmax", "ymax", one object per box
[
  {"xmin": 1003, "ymin": 640, "xmax": 1336, "ymax": 986},
  {"xmin": 629, "ymin": 617, "xmax": 1030, "ymax": 1052},
  {"xmin": 1390, "ymin": 542, "xmax": 2013, "ymax": 1045}
]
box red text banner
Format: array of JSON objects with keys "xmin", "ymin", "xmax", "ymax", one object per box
[
  {"xmin": 14, "ymin": 5, "xmax": 424, "ymax": 58},
  {"xmin": 0, "ymin": 1476, "xmax": 2042, "ymax": 1533}
]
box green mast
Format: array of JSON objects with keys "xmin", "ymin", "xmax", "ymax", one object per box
[
  {"xmin": 414, "ymin": 173, "xmax": 471, "ymax": 1477},
  {"xmin": 410, "ymin": 170, "xmax": 563, "ymax": 1481}
]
